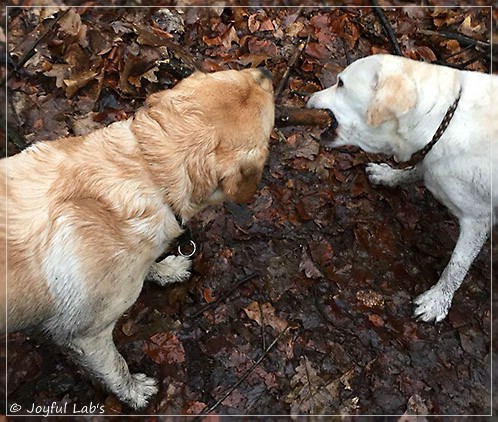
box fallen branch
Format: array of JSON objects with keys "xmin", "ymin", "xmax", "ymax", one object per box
[
  {"xmin": 275, "ymin": 36, "xmax": 308, "ymax": 98},
  {"xmin": 419, "ymin": 29, "xmax": 489, "ymax": 50},
  {"xmin": 8, "ymin": 9, "xmax": 70, "ymax": 76},
  {"xmin": 275, "ymin": 106, "xmax": 332, "ymax": 128},
  {"xmin": 372, "ymin": 1, "xmax": 403, "ymax": 56}
]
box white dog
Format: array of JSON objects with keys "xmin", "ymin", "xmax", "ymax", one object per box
[{"xmin": 307, "ymin": 54, "xmax": 496, "ymax": 322}]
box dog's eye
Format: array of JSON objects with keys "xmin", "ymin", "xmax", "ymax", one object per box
[{"xmin": 337, "ymin": 78, "xmax": 344, "ymax": 88}]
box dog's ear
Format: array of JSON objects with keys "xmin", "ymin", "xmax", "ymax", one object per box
[
  {"xmin": 366, "ymin": 67, "xmax": 418, "ymax": 127},
  {"xmin": 220, "ymin": 165, "xmax": 261, "ymax": 203},
  {"xmin": 218, "ymin": 148, "xmax": 268, "ymax": 203}
]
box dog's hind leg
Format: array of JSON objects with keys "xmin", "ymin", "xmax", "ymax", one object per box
[
  {"xmin": 413, "ymin": 217, "xmax": 489, "ymax": 322},
  {"xmin": 67, "ymin": 325, "xmax": 158, "ymax": 409},
  {"xmin": 366, "ymin": 163, "xmax": 423, "ymax": 187}
]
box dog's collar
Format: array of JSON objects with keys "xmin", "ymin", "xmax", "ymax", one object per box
[
  {"xmin": 155, "ymin": 215, "xmax": 197, "ymax": 263},
  {"xmin": 174, "ymin": 215, "xmax": 197, "ymax": 258},
  {"xmin": 405, "ymin": 87, "xmax": 462, "ymax": 167}
]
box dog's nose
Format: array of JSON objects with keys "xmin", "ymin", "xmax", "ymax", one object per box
[
  {"xmin": 258, "ymin": 67, "xmax": 273, "ymax": 81},
  {"xmin": 251, "ymin": 67, "xmax": 273, "ymax": 93}
]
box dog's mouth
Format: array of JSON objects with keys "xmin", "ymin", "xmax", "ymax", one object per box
[{"xmin": 319, "ymin": 110, "xmax": 339, "ymax": 143}]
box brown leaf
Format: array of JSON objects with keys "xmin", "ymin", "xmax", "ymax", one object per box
[
  {"xmin": 286, "ymin": 136, "xmax": 319, "ymax": 161},
  {"xmin": 305, "ymin": 42, "xmax": 330, "ymax": 60},
  {"xmin": 368, "ymin": 313, "xmax": 385, "ymax": 327},
  {"xmin": 285, "ymin": 21, "xmax": 304, "ymax": 37},
  {"xmin": 203, "ymin": 287, "xmax": 216, "ymax": 304},
  {"xmin": 57, "ymin": 8, "xmax": 82, "ymax": 38},
  {"xmin": 44, "ymin": 64, "xmax": 69, "ymax": 88},
  {"xmin": 221, "ymin": 25, "xmax": 239, "ymax": 49},
  {"xmin": 285, "ymin": 357, "xmax": 336, "ymax": 414},
  {"xmin": 243, "ymin": 301, "xmax": 287, "ymax": 332},
  {"xmin": 143, "ymin": 332, "xmax": 186, "ymax": 365},
  {"xmin": 185, "ymin": 401, "xmax": 207, "ymax": 414},
  {"xmin": 259, "ymin": 18, "xmax": 275, "ymax": 32},
  {"xmin": 237, "ymin": 53, "xmax": 269, "ymax": 67},
  {"xmin": 64, "ymin": 69, "xmax": 100, "ymax": 98},
  {"xmin": 121, "ymin": 319, "xmax": 140, "ymax": 337},
  {"xmin": 248, "ymin": 38, "xmax": 278, "ymax": 56},
  {"xmin": 248, "ymin": 14, "xmax": 261, "ymax": 33},
  {"xmin": 459, "ymin": 15, "xmax": 485, "ymax": 37},
  {"xmin": 415, "ymin": 46, "xmax": 437, "ymax": 63},
  {"xmin": 309, "ymin": 239, "xmax": 334, "ymax": 267}
]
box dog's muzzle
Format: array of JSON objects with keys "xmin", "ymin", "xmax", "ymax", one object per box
[{"xmin": 320, "ymin": 109, "xmax": 339, "ymax": 142}]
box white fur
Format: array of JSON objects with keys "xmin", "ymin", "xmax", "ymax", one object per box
[
  {"xmin": 308, "ymin": 54, "xmax": 496, "ymax": 322},
  {"xmin": 147, "ymin": 255, "xmax": 192, "ymax": 285},
  {"xmin": 42, "ymin": 217, "xmax": 88, "ymax": 335}
]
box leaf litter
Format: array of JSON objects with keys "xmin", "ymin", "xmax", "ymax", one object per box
[{"xmin": 3, "ymin": 3, "xmax": 493, "ymax": 417}]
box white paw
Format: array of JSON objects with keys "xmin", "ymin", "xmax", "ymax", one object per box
[
  {"xmin": 365, "ymin": 163, "xmax": 397, "ymax": 187},
  {"xmin": 124, "ymin": 373, "xmax": 158, "ymax": 409},
  {"xmin": 413, "ymin": 286, "xmax": 452, "ymax": 323},
  {"xmin": 147, "ymin": 255, "xmax": 192, "ymax": 286}
]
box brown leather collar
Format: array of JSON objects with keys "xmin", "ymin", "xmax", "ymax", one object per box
[{"xmin": 405, "ymin": 87, "xmax": 462, "ymax": 168}]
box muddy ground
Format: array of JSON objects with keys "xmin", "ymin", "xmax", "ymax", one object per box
[{"xmin": 2, "ymin": 3, "xmax": 494, "ymax": 418}]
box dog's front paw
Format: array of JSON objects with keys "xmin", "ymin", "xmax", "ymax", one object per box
[
  {"xmin": 365, "ymin": 163, "xmax": 398, "ymax": 187},
  {"xmin": 413, "ymin": 287, "xmax": 452, "ymax": 323},
  {"xmin": 147, "ymin": 255, "xmax": 192, "ymax": 286},
  {"xmin": 122, "ymin": 373, "xmax": 158, "ymax": 409}
]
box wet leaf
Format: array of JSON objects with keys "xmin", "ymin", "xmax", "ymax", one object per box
[
  {"xmin": 285, "ymin": 357, "xmax": 337, "ymax": 414},
  {"xmin": 143, "ymin": 332, "xmax": 185, "ymax": 365},
  {"xmin": 243, "ymin": 301, "xmax": 287, "ymax": 332}
]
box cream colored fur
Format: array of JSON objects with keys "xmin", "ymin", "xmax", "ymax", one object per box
[{"xmin": 1, "ymin": 68, "xmax": 274, "ymax": 408}]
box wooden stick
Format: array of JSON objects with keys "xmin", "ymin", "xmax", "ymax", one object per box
[
  {"xmin": 372, "ymin": 1, "xmax": 403, "ymax": 56},
  {"xmin": 275, "ymin": 37, "xmax": 308, "ymax": 98},
  {"xmin": 419, "ymin": 29, "xmax": 489, "ymax": 50},
  {"xmin": 275, "ymin": 106, "xmax": 333, "ymax": 128}
]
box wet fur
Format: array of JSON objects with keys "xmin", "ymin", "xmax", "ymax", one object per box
[
  {"xmin": 1, "ymin": 68, "xmax": 274, "ymax": 408},
  {"xmin": 308, "ymin": 54, "xmax": 496, "ymax": 322}
]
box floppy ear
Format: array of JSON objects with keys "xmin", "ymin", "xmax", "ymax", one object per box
[
  {"xmin": 366, "ymin": 69, "xmax": 418, "ymax": 127},
  {"xmin": 220, "ymin": 162, "xmax": 263, "ymax": 203},
  {"xmin": 219, "ymin": 149, "xmax": 268, "ymax": 203}
]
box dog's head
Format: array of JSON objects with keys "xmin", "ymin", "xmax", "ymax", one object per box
[
  {"xmin": 134, "ymin": 68, "xmax": 274, "ymax": 217},
  {"xmin": 307, "ymin": 55, "xmax": 424, "ymax": 161}
]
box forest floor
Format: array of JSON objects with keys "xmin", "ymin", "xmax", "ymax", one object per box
[{"xmin": 2, "ymin": 3, "xmax": 495, "ymax": 418}]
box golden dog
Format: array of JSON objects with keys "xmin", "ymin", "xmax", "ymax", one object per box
[{"xmin": 1, "ymin": 68, "xmax": 274, "ymax": 408}]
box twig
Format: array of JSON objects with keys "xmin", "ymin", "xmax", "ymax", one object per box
[
  {"xmin": 441, "ymin": 42, "xmax": 477, "ymax": 61},
  {"xmin": 198, "ymin": 324, "xmax": 291, "ymax": 416},
  {"xmin": 458, "ymin": 50, "xmax": 489, "ymax": 68},
  {"xmin": 258, "ymin": 301, "xmax": 266, "ymax": 351},
  {"xmin": 419, "ymin": 29, "xmax": 489, "ymax": 50},
  {"xmin": 7, "ymin": 9, "xmax": 70, "ymax": 79},
  {"xmin": 275, "ymin": 31, "xmax": 308, "ymax": 98},
  {"xmin": 372, "ymin": 1, "xmax": 402, "ymax": 56}
]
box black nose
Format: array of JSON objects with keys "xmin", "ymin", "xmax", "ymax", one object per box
[{"xmin": 258, "ymin": 67, "xmax": 273, "ymax": 81}]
